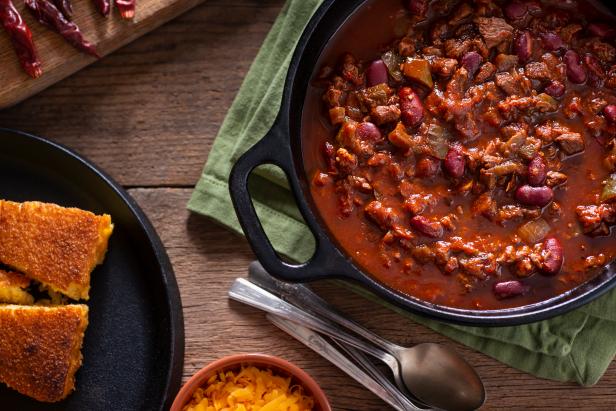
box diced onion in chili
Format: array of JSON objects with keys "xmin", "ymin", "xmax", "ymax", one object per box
[
  {"xmin": 425, "ymin": 123, "xmax": 452, "ymax": 159},
  {"xmin": 381, "ymin": 50, "xmax": 403, "ymax": 82},
  {"xmin": 518, "ymin": 218, "xmax": 551, "ymax": 244}
]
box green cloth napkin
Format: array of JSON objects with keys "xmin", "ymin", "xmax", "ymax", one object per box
[{"xmin": 188, "ymin": 0, "xmax": 616, "ymax": 386}]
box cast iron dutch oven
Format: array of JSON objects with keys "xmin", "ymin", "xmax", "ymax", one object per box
[{"xmin": 229, "ymin": 0, "xmax": 616, "ymax": 326}]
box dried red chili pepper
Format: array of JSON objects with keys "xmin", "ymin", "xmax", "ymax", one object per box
[
  {"xmin": 93, "ymin": 0, "xmax": 110, "ymax": 17},
  {"xmin": 116, "ymin": 0, "xmax": 135, "ymax": 20},
  {"xmin": 0, "ymin": 0, "xmax": 42, "ymax": 78},
  {"xmin": 25, "ymin": 0, "xmax": 99, "ymax": 58},
  {"xmin": 52, "ymin": 0, "xmax": 72, "ymax": 19}
]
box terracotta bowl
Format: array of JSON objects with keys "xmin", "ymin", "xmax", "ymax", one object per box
[{"xmin": 170, "ymin": 353, "xmax": 332, "ymax": 411}]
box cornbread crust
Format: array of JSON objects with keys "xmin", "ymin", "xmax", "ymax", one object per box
[
  {"xmin": 0, "ymin": 201, "xmax": 113, "ymax": 300},
  {"xmin": 0, "ymin": 304, "xmax": 89, "ymax": 402},
  {"xmin": 0, "ymin": 269, "xmax": 33, "ymax": 305}
]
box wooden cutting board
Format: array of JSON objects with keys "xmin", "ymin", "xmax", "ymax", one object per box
[{"xmin": 0, "ymin": 0, "xmax": 205, "ymax": 109}]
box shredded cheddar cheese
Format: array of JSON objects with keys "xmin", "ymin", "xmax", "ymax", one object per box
[{"xmin": 183, "ymin": 366, "xmax": 315, "ymax": 411}]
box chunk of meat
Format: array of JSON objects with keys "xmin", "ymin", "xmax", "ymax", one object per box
[
  {"xmin": 498, "ymin": 94, "xmax": 558, "ymax": 119},
  {"xmin": 341, "ymin": 53, "xmax": 364, "ymax": 85},
  {"xmin": 495, "ymin": 72, "xmax": 531, "ymax": 96},
  {"xmin": 546, "ymin": 171, "xmax": 568, "ymax": 187},
  {"xmin": 474, "ymin": 17, "xmax": 514, "ymax": 49},
  {"xmin": 335, "ymin": 148, "xmax": 358, "ymax": 175},
  {"xmin": 370, "ymin": 105, "xmax": 401, "ymax": 125},
  {"xmin": 415, "ymin": 156, "xmax": 441, "ymax": 178},
  {"xmin": 398, "ymin": 36, "xmax": 416, "ymax": 57},
  {"xmin": 494, "ymin": 54, "xmax": 519, "ymax": 72},
  {"xmin": 524, "ymin": 62, "xmax": 550, "ymax": 81},
  {"xmin": 472, "ymin": 192, "xmax": 497, "ymax": 219},
  {"xmin": 555, "ymin": 132, "xmax": 585, "ymax": 155},
  {"xmin": 474, "ymin": 62, "xmax": 496, "ymax": 83},
  {"xmin": 365, "ymin": 201, "xmax": 399, "ymax": 230},
  {"xmin": 410, "ymin": 215, "xmax": 444, "ymax": 238},
  {"xmin": 359, "ymin": 83, "xmax": 393, "ymax": 108},
  {"xmin": 431, "ymin": 57, "xmax": 458, "ymax": 77},
  {"xmin": 443, "ymin": 38, "xmax": 472, "ymax": 59},
  {"xmin": 403, "ymin": 193, "xmax": 437, "ymax": 215},
  {"xmin": 585, "ymin": 40, "xmax": 616, "ymax": 63},
  {"xmin": 576, "ymin": 204, "xmax": 616, "ymax": 235},
  {"xmin": 534, "ymin": 120, "xmax": 572, "ymax": 143},
  {"xmin": 335, "ymin": 179, "xmax": 354, "ymax": 217},
  {"xmin": 458, "ymin": 253, "xmax": 498, "ymax": 279},
  {"xmin": 324, "ymin": 88, "xmax": 345, "ymax": 107}
]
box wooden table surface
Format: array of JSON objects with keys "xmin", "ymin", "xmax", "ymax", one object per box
[{"xmin": 1, "ymin": 0, "xmax": 615, "ymax": 409}]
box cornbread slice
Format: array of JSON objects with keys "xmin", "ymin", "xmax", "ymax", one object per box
[
  {"xmin": 0, "ymin": 269, "xmax": 33, "ymax": 305},
  {"xmin": 0, "ymin": 200, "xmax": 113, "ymax": 300},
  {"xmin": 0, "ymin": 304, "xmax": 89, "ymax": 402}
]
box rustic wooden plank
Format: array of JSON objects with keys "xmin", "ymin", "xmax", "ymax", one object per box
[
  {"xmin": 0, "ymin": 0, "xmax": 206, "ymax": 108},
  {"xmin": 129, "ymin": 187, "xmax": 616, "ymax": 410},
  {"xmin": 0, "ymin": 0, "xmax": 284, "ymax": 187}
]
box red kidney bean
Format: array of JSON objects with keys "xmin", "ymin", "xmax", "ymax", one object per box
[
  {"xmin": 444, "ymin": 145, "xmax": 465, "ymax": 178},
  {"xmin": 540, "ymin": 237, "xmax": 564, "ymax": 275},
  {"xmin": 356, "ymin": 121, "xmax": 383, "ymax": 142},
  {"xmin": 540, "ymin": 32, "xmax": 564, "ymax": 51},
  {"xmin": 410, "ymin": 215, "xmax": 444, "ymax": 238},
  {"xmin": 515, "ymin": 184, "xmax": 553, "ymax": 207},
  {"xmin": 588, "ymin": 22, "xmax": 616, "ymax": 39},
  {"xmin": 564, "ymin": 50, "xmax": 586, "ymax": 84},
  {"xmin": 408, "ymin": 0, "xmax": 428, "ymax": 16},
  {"xmin": 398, "ymin": 87, "xmax": 424, "ymax": 127},
  {"xmin": 493, "ymin": 280, "xmax": 530, "ymax": 299},
  {"xmin": 366, "ymin": 59, "xmax": 389, "ymax": 87},
  {"xmin": 460, "ymin": 51, "xmax": 482, "ymax": 77},
  {"xmin": 544, "ymin": 80, "xmax": 565, "ymax": 98},
  {"xmin": 604, "ymin": 105, "xmax": 616, "ymax": 123},
  {"xmin": 513, "ymin": 31, "xmax": 532, "ymax": 63},
  {"xmin": 415, "ymin": 155, "xmax": 440, "ymax": 178},
  {"xmin": 504, "ymin": 1, "xmax": 527, "ymax": 20},
  {"xmin": 527, "ymin": 156, "xmax": 547, "ymax": 186}
]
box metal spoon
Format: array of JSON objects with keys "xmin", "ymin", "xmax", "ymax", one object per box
[
  {"xmin": 247, "ymin": 262, "xmax": 486, "ymax": 411},
  {"xmin": 266, "ymin": 314, "xmax": 425, "ymax": 411}
]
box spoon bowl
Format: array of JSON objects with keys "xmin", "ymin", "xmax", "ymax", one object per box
[{"xmin": 399, "ymin": 343, "xmax": 485, "ymax": 411}]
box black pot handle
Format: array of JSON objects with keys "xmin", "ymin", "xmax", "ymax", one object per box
[{"xmin": 229, "ymin": 116, "xmax": 353, "ymax": 283}]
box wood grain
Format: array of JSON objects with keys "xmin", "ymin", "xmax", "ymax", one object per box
[
  {"xmin": 0, "ymin": 0, "xmax": 283, "ymax": 187},
  {"xmin": 0, "ymin": 0, "xmax": 206, "ymax": 109},
  {"xmin": 0, "ymin": 0, "xmax": 615, "ymax": 408}
]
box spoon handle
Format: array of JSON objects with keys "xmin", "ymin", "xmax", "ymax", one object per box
[
  {"xmin": 229, "ymin": 278, "xmax": 398, "ymax": 369},
  {"xmin": 248, "ymin": 261, "xmax": 402, "ymax": 355},
  {"xmin": 331, "ymin": 340, "xmax": 429, "ymax": 411},
  {"xmin": 266, "ymin": 314, "xmax": 426, "ymax": 411}
]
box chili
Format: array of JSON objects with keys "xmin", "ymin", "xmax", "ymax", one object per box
[
  {"xmin": 52, "ymin": 0, "xmax": 72, "ymax": 19},
  {"xmin": 26, "ymin": 0, "xmax": 99, "ymax": 58},
  {"xmin": 0, "ymin": 0, "xmax": 42, "ymax": 78},
  {"xmin": 305, "ymin": 0, "xmax": 616, "ymax": 309},
  {"xmin": 93, "ymin": 0, "xmax": 110, "ymax": 17},
  {"xmin": 115, "ymin": 0, "xmax": 135, "ymax": 20}
]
